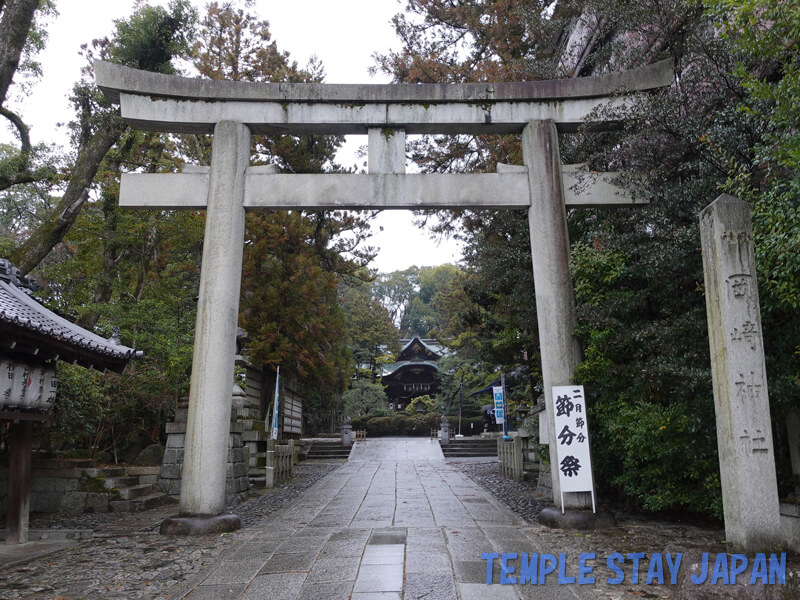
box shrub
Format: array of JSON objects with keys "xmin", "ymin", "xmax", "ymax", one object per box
[
  {"xmin": 405, "ymin": 414, "xmax": 438, "ymax": 435},
  {"xmin": 366, "ymin": 416, "xmax": 392, "ymax": 436},
  {"xmin": 351, "ymin": 416, "xmax": 369, "ymax": 431},
  {"xmin": 390, "ymin": 414, "xmax": 410, "ymax": 435},
  {"xmin": 405, "ymin": 395, "xmax": 436, "ymax": 414},
  {"xmin": 342, "ymin": 380, "xmax": 389, "ymax": 416}
]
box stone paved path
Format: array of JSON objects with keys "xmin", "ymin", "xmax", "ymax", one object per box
[
  {"xmin": 178, "ymin": 438, "xmax": 591, "ymax": 600},
  {"xmin": 2, "ymin": 439, "xmax": 794, "ymax": 599}
]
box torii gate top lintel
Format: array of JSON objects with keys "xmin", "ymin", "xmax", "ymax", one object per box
[{"xmin": 94, "ymin": 59, "xmax": 673, "ymax": 135}]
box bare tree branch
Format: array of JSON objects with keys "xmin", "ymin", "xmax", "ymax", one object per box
[
  {"xmin": 10, "ymin": 114, "xmax": 127, "ymax": 274},
  {"xmin": 0, "ymin": 105, "xmax": 30, "ymax": 153}
]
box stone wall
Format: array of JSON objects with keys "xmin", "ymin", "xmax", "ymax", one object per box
[
  {"xmin": 157, "ymin": 399, "xmax": 250, "ymax": 503},
  {"xmin": 0, "ymin": 467, "xmax": 115, "ymax": 515}
]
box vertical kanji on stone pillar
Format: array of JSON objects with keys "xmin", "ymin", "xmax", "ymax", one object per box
[
  {"xmin": 181, "ymin": 121, "xmax": 250, "ymax": 516},
  {"xmin": 522, "ymin": 120, "xmax": 593, "ymax": 512},
  {"xmin": 700, "ymin": 194, "xmax": 782, "ymax": 552}
]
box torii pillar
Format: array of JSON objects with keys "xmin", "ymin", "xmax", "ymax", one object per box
[
  {"xmin": 161, "ymin": 121, "xmax": 250, "ymax": 534},
  {"xmin": 523, "ymin": 121, "xmax": 600, "ymax": 520}
]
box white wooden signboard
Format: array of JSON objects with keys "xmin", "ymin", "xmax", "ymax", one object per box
[{"xmin": 552, "ymin": 384, "xmax": 596, "ymax": 513}]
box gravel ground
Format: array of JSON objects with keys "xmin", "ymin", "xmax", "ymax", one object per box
[
  {"xmin": 1, "ymin": 463, "xmax": 340, "ymax": 600},
  {"xmin": 453, "ymin": 460, "xmax": 800, "ymax": 600},
  {"xmin": 450, "ymin": 460, "xmax": 545, "ymax": 523}
]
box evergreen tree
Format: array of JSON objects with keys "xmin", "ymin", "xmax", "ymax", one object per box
[{"xmin": 374, "ymin": 0, "xmax": 800, "ymax": 517}]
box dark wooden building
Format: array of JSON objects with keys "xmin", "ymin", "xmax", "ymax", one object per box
[
  {"xmin": 381, "ymin": 337, "xmax": 444, "ymax": 411},
  {"xmin": 0, "ymin": 259, "xmax": 140, "ymax": 543}
]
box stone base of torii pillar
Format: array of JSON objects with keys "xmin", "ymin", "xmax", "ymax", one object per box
[{"xmin": 538, "ymin": 506, "xmax": 616, "ymax": 530}]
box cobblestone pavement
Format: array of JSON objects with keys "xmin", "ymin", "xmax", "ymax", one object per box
[{"xmin": 0, "ymin": 463, "xmax": 339, "ymax": 599}]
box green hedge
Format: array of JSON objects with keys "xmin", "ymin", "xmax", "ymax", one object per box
[{"xmin": 349, "ymin": 413, "xmax": 486, "ymax": 436}]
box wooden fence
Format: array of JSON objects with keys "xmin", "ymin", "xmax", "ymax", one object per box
[{"xmin": 498, "ymin": 436, "xmax": 524, "ymax": 482}]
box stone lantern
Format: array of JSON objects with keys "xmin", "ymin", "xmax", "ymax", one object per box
[
  {"xmin": 440, "ymin": 416, "xmax": 450, "ymax": 445},
  {"xmin": 341, "ymin": 416, "xmax": 353, "ymax": 447}
]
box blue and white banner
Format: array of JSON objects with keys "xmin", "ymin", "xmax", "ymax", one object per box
[
  {"xmin": 271, "ymin": 366, "xmax": 280, "ymax": 440},
  {"xmin": 493, "ymin": 386, "xmax": 505, "ymax": 424}
]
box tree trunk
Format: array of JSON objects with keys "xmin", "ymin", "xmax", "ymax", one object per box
[
  {"xmin": 10, "ymin": 116, "xmax": 127, "ymax": 275},
  {"xmin": 77, "ymin": 185, "xmax": 120, "ymax": 330},
  {"xmin": 0, "ymin": 0, "xmax": 40, "ymax": 105}
]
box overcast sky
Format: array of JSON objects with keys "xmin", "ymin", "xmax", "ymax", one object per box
[{"xmin": 2, "ymin": 0, "xmax": 462, "ymax": 273}]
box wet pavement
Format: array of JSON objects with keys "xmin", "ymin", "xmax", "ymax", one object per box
[{"xmin": 1, "ymin": 438, "xmax": 796, "ymax": 599}]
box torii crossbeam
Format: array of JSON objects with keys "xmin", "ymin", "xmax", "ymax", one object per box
[{"xmin": 95, "ymin": 59, "xmax": 672, "ymax": 531}]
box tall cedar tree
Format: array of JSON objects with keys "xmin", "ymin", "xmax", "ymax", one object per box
[{"xmin": 193, "ymin": 1, "xmax": 375, "ymax": 396}]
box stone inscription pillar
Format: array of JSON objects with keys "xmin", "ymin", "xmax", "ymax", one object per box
[
  {"xmin": 700, "ymin": 194, "xmax": 781, "ymax": 551},
  {"xmin": 522, "ymin": 120, "xmax": 592, "ymax": 511},
  {"xmin": 181, "ymin": 121, "xmax": 250, "ymax": 516}
]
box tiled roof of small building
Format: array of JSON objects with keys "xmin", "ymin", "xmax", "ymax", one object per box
[
  {"xmin": 0, "ymin": 259, "xmax": 142, "ymax": 372},
  {"xmin": 382, "ymin": 360, "xmax": 440, "ymax": 377},
  {"xmin": 398, "ymin": 337, "xmax": 445, "ymax": 357}
]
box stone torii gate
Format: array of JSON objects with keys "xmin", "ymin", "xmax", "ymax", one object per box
[{"xmin": 95, "ymin": 59, "xmax": 673, "ymax": 531}]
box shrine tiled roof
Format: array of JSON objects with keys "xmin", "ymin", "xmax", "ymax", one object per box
[
  {"xmin": 398, "ymin": 337, "xmax": 445, "ymax": 357},
  {"xmin": 382, "ymin": 360, "xmax": 440, "ymax": 378},
  {"xmin": 0, "ymin": 259, "xmax": 142, "ymax": 372}
]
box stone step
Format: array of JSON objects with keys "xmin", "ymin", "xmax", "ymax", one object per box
[
  {"xmin": 124, "ymin": 466, "xmax": 162, "ymax": 477},
  {"xmin": 307, "ymin": 452, "xmax": 351, "ymax": 460},
  {"xmin": 136, "ymin": 473, "xmax": 159, "ymax": 485},
  {"xmin": 33, "ymin": 458, "xmax": 96, "ymax": 470},
  {"xmin": 110, "ymin": 492, "xmax": 174, "ymax": 513},
  {"xmin": 443, "ymin": 444, "xmax": 496, "ymax": 448},
  {"xmin": 443, "ymin": 453, "xmax": 497, "ymax": 458},
  {"xmin": 101, "ymin": 476, "xmax": 139, "ymax": 490},
  {"xmin": 442, "ymin": 449, "xmax": 497, "ymax": 457},
  {"xmin": 442, "ymin": 440, "xmax": 497, "ymax": 450},
  {"xmin": 251, "ymin": 456, "xmax": 267, "ymax": 468},
  {"xmin": 117, "ymin": 483, "xmax": 154, "ymax": 500},
  {"xmin": 84, "ymin": 467, "xmax": 126, "ymax": 478},
  {"xmin": 443, "ymin": 442, "xmax": 497, "ymax": 447}
]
